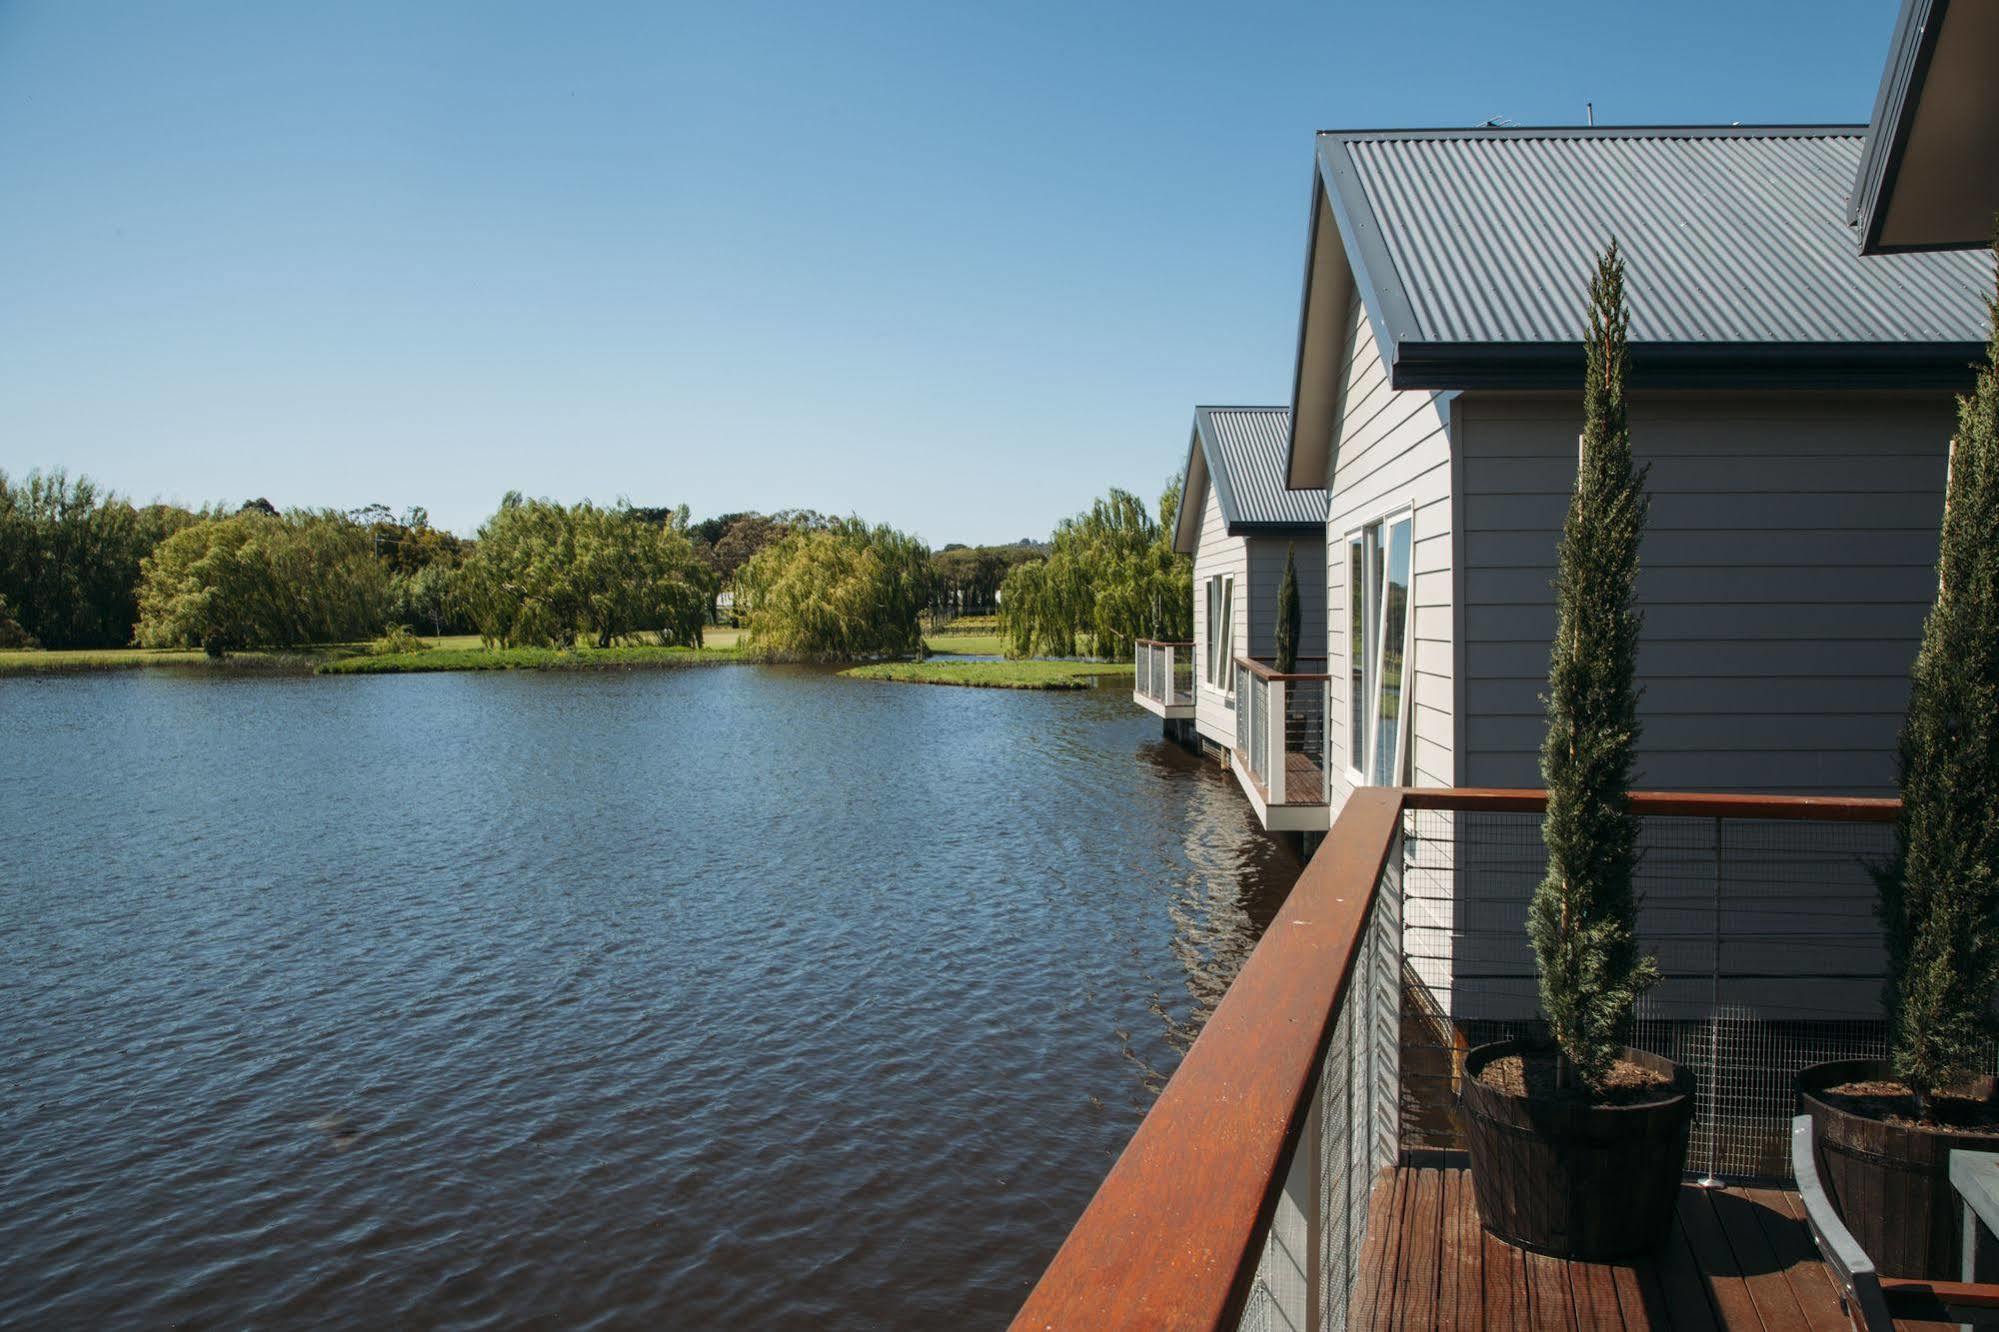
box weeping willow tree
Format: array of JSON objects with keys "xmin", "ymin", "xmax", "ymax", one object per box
[
  {"xmin": 1877, "ymin": 228, "xmax": 1999, "ymax": 1117},
  {"xmin": 1528, "ymin": 242, "xmax": 1658, "ymax": 1092},
  {"xmin": 457, "ymin": 497, "xmax": 712, "ymax": 648},
  {"xmin": 998, "ymin": 478, "xmax": 1191, "ymax": 660},
  {"xmin": 737, "ymin": 517, "xmax": 935, "ymax": 661}
]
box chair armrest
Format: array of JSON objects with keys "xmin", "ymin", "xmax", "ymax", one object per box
[{"xmin": 1791, "ymin": 1114, "xmax": 1895, "ymax": 1331}]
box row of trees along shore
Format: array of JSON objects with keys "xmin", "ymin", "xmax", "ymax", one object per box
[{"xmin": 0, "ymin": 468, "xmax": 1172, "ymax": 662}]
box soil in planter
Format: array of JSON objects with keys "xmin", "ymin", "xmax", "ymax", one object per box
[
  {"xmin": 1818, "ymin": 1078, "xmax": 1999, "ymax": 1131},
  {"xmin": 1476, "ymin": 1048, "xmax": 1675, "ymax": 1107}
]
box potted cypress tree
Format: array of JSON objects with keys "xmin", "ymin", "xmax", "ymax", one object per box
[
  {"xmin": 1275, "ymin": 543, "xmax": 1301, "ymax": 675},
  {"xmin": 1797, "ymin": 231, "xmax": 1999, "ymax": 1279},
  {"xmin": 1460, "ymin": 243, "xmax": 1696, "ymax": 1260}
]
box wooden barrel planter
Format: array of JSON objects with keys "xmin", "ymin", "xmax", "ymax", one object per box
[
  {"xmin": 1461, "ymin": 1039, "xmax": 1695, "ymax": 1260},
  {"xmin": 1798, "ymin": 1058, "xmax": 1999, "ymax": 1279}
]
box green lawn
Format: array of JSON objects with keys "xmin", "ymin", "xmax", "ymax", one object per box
[
  {"xmin": 920, "ymin": 632, "xmax": 1105, "ymax": 658},
  {"xmin": 922, "ymin": 633, "xmax": 1008, "ymax": 656},
  {"xmin": 841, "ymin": 660, "xmax": 1133, "ymax": 690}
]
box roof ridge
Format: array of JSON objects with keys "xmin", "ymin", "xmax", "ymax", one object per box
[{"xmin": 1318, "ymin": 123, "xmax": 1866, "ymax": 139}]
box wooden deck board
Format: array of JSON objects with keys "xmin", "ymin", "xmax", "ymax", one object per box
[
  {"xmin": 1749, "ymin": 1187, "xmax": 1853, "ymax": 1331},
  {"xmin": 1568, "ymin": 1254, "xmax": 1624, "ymax": 1330},
  {"xmin": 1440, "ymin": 1167, "xmax": 1481, "ymax": 1331},
  {"xmin": 1480, "ymin": 1213, "xmax": 1528, "ymax": 1330},
  {"xmin": 1397, "ymin": 1167, "xmax": 1444, "ymax": 1329},
  {"xmin": 1351, "ymin": 1167, "xmax": 1883, "ymax": 1331}
]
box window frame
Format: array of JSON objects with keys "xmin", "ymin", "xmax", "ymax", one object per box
[
  {"xmin": 1343, "ymin": 506, "xmax": 1416, "ymax": 788},
  {"xmin": 1202, "ymin": 573, "xmax": 1236, "ymax": 697}
]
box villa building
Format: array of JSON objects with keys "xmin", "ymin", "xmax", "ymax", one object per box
[
  {"xmin": 1287, "ymin": 124, "xmax": 1990, "ymax": 814},
  {"xmin": 1136, "ymin": 408, "xmax": 1329, "ymax": 828},
  {"xmin": 1280, "ymin": 123, "xmax": 1992, "ymax": 1020},
  {"xmin": 1032, "ymin": 17, "xmax": 1999, "ymax": 1329}
]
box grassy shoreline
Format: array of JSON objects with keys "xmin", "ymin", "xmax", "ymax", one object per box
[
  {"xmin": 0, "ymin": 625, "xmax": 1127, "ymax": 688},
  {"xmin": 0, "ymin": 646, "xmax": 342, "ymax": 676},
  {"xmin": 319, "ymin": 644, "xmax": 744, "ymax": 674},
  {"xmin": 842, "ymin": 660, "xmax": 1131, "ymax": 690}
]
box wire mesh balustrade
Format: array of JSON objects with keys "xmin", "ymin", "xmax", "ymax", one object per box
[
  {"xmin": 1020, "ymin": 789, "xmax": 1906, "ymax": 1332},
  {"xmin": 1236, "ymin": 811, "xmax": 1403, "ymax": 1332},
  {"xmin": 1134, "ymin": 640, "xmax": 1193, "ymax": 710},
  {"xmin": 1397, "ymin": 802, "xmax": 1926, "ymax": 1182},
  {"xmin": 1235, "ymin": 658, "xmax": 1333, "ymax": 806}
]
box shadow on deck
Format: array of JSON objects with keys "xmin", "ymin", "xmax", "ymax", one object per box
[{"xmin": 1354, "ymin": 1165, "xmax": 1954, "ymax": 1330}]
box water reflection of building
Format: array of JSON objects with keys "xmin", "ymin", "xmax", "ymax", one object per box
[{"xmin": 1142, "ymin": 745, "xmax": 1303, "ymax": 1064}]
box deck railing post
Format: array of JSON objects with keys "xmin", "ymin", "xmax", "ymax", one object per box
[
  {"xmin": 1697, "ymin": 813, "xmax": 1726, "ymax": 1189},
  {"xmin": 1269, "ymin": 678, "xmax": 1287, "ymax": 805}
]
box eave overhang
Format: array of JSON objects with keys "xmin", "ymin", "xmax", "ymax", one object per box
[
  {"xmin": 1849, "ymin": 0, "xmax": 1999, "ymax": 256},
  {"xmin": 1391, "ymin": 340, "xmax": 1987, "ymax": 392}
]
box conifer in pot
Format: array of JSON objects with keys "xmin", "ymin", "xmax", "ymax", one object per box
[
  {"xmin": 1460, "ymin": 243, "xmax": 1692, "ymax": 1260},
  {"xmin": 1797, "ymin": 230, "xmax": 1999, "ymax": 1280}
]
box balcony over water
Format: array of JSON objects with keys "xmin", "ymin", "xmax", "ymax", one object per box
[
  {"xmin": 1135, "ymin": 639, "xmax": 1195, "ymax": 720},
  {"xmin": 1014, "ymin": 786, "xmax": 1964, "ymax": 1331},
  {"xmin": 1232, "ymin": 655, "xmax": 1331, "ymax": 832}
]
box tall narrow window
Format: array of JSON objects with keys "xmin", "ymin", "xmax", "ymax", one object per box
[
  {"xmin": 1347, "ymin": 514, "xmax": 1414, "ymax": 785},
  {"xmin": 1204, "ymin": 575, "xmax": 1235, "ymax": 693},
  {"xmin": 1349, "ymin": 534, "xmax": 1366, "ymax": 760}
]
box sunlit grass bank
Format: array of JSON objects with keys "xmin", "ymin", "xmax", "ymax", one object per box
[
  {"xmin": 921, "ymin": 633, "xmax": 1008, "ymax": 656},
  {"xmin": 841, "ymin": 660, "xmax": 1132, "ymax": 690},
  {"xmin": 0, "ymin": 627, "xmax": 751, "ymax": 677},
  {"xmin": 318, "ymin": 644, "xmax": 744, "ymax": 674},
  {"xmin": 0, "ymin": 646, "xmax": 332, "ymax": 676}
]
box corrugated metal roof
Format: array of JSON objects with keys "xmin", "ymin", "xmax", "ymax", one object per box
[
  {"xmin": 1197, "ymin": 406, "xmax": 1326, "ymax": 529},
  {"xmin": 1328, "ymin": 128, "xmax": 1993, "ymax": 347}
]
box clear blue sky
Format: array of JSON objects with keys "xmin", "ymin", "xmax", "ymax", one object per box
[{"xmin": 0, "ymin": 0, "xmax": 1903, "ymax": 543}]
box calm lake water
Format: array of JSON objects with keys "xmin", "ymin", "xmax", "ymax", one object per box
[{"xmin": 0, "ymin": 666, "xmax": 1301, "ymax": 1329}]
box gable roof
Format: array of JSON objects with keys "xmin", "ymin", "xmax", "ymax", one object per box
[
  {"xmin": 1287, "ymin": 124, "xmax": 1996, "ymax": 487},
  {"xmin": 1173, "ymin": 406, "xmax": 1327, "ymax": 554},
  {"xmin": 1849, "ymin": 0, "xmax": 1999, "ymax": 254}
]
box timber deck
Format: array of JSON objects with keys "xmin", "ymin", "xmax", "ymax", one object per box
[{"xmin": 1352, "ymin": 1165, "xmax": 1951, "ymax": 1330}]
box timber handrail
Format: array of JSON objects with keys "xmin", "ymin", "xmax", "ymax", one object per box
[
  {"xmin": 1015, "ymin": 786, "xmax": 1906, "ymax": 1331},
  {"xmin": 1402, "ymin": 786, "xmax": 1900, "ymax": 822},
  {"xmin": 1011, "ymin": 787, "xmax": 1404, "ymax": 1330},
  {"xmin": 1232, "ymin": 653, "xmax": 1332, "ymax": 683},
  {"xmin": 1137, "ymin": 638, "xmax": 1195, "ymax": 648}
]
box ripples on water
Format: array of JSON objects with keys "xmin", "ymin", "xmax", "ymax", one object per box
[{"xmin": 0, "ymin": 668, "xmax": 1301, "ymax": 1329}]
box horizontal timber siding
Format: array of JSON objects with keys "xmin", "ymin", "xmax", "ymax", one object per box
[
  {"xmin": 1458, "ymin": 390, "xmax": 1953, "ymax": 796},
  {"xmin": 1322, "ymin": 293, "xmax": 1457, "ymax": 999},
  {"xmin": 1324, "ymin": 291, "xmax": 1457, "ymax": 809},
  {"xmin": 1192, "ymin": 477, "xmax": 1248, "ymax": 750},
  {"xmin": 1245, "ymin": 537, "xmax": 1327, "ymax": 665}
]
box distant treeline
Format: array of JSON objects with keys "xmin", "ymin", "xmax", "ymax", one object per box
[{"xmin": 0, "ymin": 468, "xmax": 1076, "ymax": 661}]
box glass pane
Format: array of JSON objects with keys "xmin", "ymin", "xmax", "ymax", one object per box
[
  {"xmin": 1205, "ymin": 579, "xmax": 1217, "ymax": 682},
  {"xmin": 1219, "ymin": 579, "xmax": 1234, "ymax": 692},
  {"xmin": 1370, "ymin": 518, "xmax": 1413, "ymax": 786},
  {"xmin": 1348, "ymin": 536, "xmax": 1366, "ymax": 770}
]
